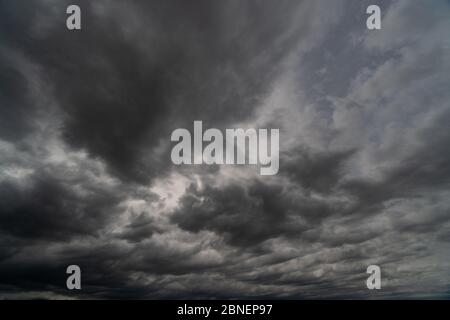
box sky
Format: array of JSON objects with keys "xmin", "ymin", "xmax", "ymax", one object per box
[{"xmin": 0, "ymin": 0, "xmax": 449, "ymax": 299}]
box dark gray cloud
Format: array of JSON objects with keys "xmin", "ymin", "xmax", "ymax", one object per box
[
  {"xmin": 0, "ymin": 173, "xmax": 118, "ymax": 240},
  {"xmin": 171, "ymin": 181, "xmax": 302, "ymax": 247},
  {"xmin": 0, "ymin": 0, "xmax": 449, "ymax": 299},
  {"xmin": 2, "ymin": 0, "xmax": 307, "ymax": 183},
  {"xmin": 282, "ymin": 148, "xmax": 355, "ymax": 193},
  {"xmin": 0, "ymin": 63, "xmax": 34, "ymax": 141}
]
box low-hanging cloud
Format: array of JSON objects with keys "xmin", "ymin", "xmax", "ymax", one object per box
[{"xmin": 0, "ymin": 0, "xmax": 449, "ymax": 299}]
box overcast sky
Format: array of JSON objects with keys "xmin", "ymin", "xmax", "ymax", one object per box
[{"xmin": 0, "ymin": 0, "xmax": 449, "ymax": 299}]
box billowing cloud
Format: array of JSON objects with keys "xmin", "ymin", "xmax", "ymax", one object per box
[{"xmin": 0, "ymin": 0, "xmax": 449, "ymax": 299}]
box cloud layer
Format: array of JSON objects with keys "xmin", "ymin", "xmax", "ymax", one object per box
[{"xmin": 0, "ymin": 0, "xmax": 449, "ymax": 299}]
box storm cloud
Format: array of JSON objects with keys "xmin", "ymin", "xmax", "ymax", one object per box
[{"xmin": 0, "ymin": 0, "xmax": 449, "ymax": 299}]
